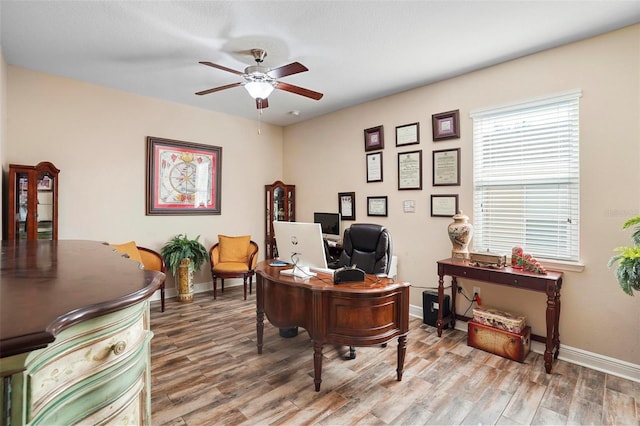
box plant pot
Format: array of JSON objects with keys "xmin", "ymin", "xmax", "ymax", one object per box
[{"xmin": 176, "ymin": 258, "xmax": 194, "ymax": 302}]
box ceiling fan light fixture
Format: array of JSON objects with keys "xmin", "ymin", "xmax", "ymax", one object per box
[{"xmin": 244, "ymin": 81, "xmax": 275, "ymax": 99}]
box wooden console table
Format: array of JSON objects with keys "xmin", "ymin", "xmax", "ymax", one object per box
[
  {"xmin": 256, "ymin": 261, "xmax": 410, "ymax": 391},
  {"xmin": 436, "ymin": 258, "xmax": 563, "ymax": 374}
]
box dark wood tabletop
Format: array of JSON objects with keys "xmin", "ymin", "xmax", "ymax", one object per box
[{"xmin": 0, "ymin": 240, "xmax": 165, "ymax": 358}]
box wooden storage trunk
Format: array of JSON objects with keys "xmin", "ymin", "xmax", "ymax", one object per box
[
  {"xmin": 467, "ymin": 320, "xmax": 531, "ymax": 362},
  {"xmin": 472, "ymin": 306, "xmax": 526, "ymax": 334}
]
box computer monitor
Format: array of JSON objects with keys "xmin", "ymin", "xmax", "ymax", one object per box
[
  {"xmin": 273, "ymin": 221, "xmax": 328, "ymax": 277},
  {"xmin": 313, "ymin": 212, "xmax": 341, "ymax": 241}
]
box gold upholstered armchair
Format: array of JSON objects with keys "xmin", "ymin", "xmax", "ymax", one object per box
[
  {"xmin": 110, "ymin": 241, "xmax": 167, "ymax": 312},
  {"xmin": 209, "ymin": 235, "xmax": 259, "ymax": 300}
]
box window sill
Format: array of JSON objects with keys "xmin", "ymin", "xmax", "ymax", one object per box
[{"xmin": 539, "ymin": 259, "xmax": 585, "ymax": 273}]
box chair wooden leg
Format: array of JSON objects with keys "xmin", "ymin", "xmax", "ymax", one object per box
[
  {"xmin": 212, "ymin": 275, "xmax": 217, "ymax": 300},
  {"xmin": 221, "ymin": 279, "xmax": 225, "ymax": 293},
  {"xmin": 249, "ymin": 276, "xmax": 253, "ymax": 295},
  {"xmin": 243, "ymin": 275, "xmax": 248, "ymax": 300}
]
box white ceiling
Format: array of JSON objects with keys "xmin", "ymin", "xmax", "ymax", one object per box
[{"xmin": 1, "ymin": 1, "xmax": 639, "ymax": 126}]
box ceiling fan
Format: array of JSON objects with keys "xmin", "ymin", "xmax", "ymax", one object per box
[{"xmin": 195, "ymin": 48, "xmax": 323, "ymax": 109}]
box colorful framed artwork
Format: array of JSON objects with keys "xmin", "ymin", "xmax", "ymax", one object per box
[
  {"xmin": 364, "ymin": 125, "xmax": 384, "ymax": 151},
  {"xmin": 396, "ymin": 122, "xmax": 420, "ymax": 147},
  {"xmin": 432, "ymin": 109, "xmax": 460, "ymax": 141},
  {"xmin": 338, "ymin": 192, "xmax": 356, "ymax": 220},
  {"xmin": 146, "ymin": 136, "xmax": 222, "ymax": 215},
  {"xmin": 367, "ymin": 196, "xmax": 388, "ymax": 217}
]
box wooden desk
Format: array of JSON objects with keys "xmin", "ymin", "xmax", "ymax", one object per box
[
  {"xmin": 256, "ymin": 261, "xmax": 410, "ymax": 391},
  {"xmin": 436, "ymin": 258, "xmax": 563, "ymax": 374}
]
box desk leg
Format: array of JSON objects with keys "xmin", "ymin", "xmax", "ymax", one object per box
[
  {"xmin": 396, "ymin": 335, "xmax": 407, "ymax": 381},
  {"xmin": 313, "ymin": 341, "xmax": 323, "ymax": 392},
  {"xmin": 256, "ymin": 276, "xmax": 264, "ymax": 355},
  {"xmin": 544, "ymin": 282, "xmax": 556, "ymax": 373},
  {"xmin": 436, "ymin": 274, "xmax": 445, "ymax": 337}
]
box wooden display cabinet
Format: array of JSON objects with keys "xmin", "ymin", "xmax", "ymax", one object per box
[
  {"xmin": 265, "ymin": 181, "xmax": 295, "ymax": 259},
  {"xmin": 5, "ymin": 161, "xmax": 59, "ymax": 240}
]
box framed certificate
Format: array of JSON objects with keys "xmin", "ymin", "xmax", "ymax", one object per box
[
  {"xmin": 432, "ymin": 148, "xmax": 460, "ymax": 186},
  {"xmin": 431, "ymin": 194, "xmax": 458, "ymax": 217},
  {"xmin": 397, "ymin": 150, "xmax": 423, "ymax": 190},
  {"xmin": 395, "ymin": 122, "xmax": 420, "ymax": 147},
  {"xmin": 338, "ymin": 192, "xmax": 356, "ymax": 220},
  {"xmin": 367, "ymin": 196, "xmax": 388, "ymax": 217},
  {"xmin": 366, "ymin": 152, "xmax": 383, "ymax": 182}
]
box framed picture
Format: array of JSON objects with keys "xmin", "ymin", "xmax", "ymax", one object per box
[
  {"xmin": 432, "ymin": 109, "xmax": 460, "ymax": 141},
  {"xmin": 366, "ymin": 152, "xmax": 383, "ymax": 182},
  {"xmin": 396, "ymin": 122, "xmax": 420, "ymax": 147},
  {"xmin": 364, "ymin": 125, "xmax": 384, "ymax": 151},
  {"xmin": 398, "ymin": 150, "xmax": 423, "ymax": 190},
  {"xmin": 37, "ymin": 176, "xmax": 53, "ymax": 191},
  {"xmin": 367, "ymin": 196, "xmax": 388, "ymax": 217},
  {"xmin": 146, "ymin": 136, "xmax": 222, "ymax": 215},
  {"xmin": 338, "ymin": 192, "xmax": 356, "ymax": 220},
  {"xmin": 433, "ymin": 148, "xmax": 460, "ymax": 186},
  {"xmin": 431, "ymin": 194, "xmax": 459, "ymax": 217}
]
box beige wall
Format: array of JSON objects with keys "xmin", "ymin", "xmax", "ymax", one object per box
[
  {"xmin": 5, "ymin": 67, "xmax": 284, "ymax": 284},
  {"xmin": 1, "ymin": 49, "xmax": 7, "ymax": 229},
  {"xmin": 283, "ymin": 25, "xmax": 640, "ymax": 365}
]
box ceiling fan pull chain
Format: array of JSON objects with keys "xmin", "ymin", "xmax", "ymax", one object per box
[{"xmin": 257, "ymin": 100, "xmax": 263, "ymax": 135}]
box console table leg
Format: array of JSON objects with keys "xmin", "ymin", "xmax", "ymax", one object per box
[
  {"xmin": 544, "ymin": 283, "xmax": 556, "ymax": 373},
  {"xmin": 313, "ymin": 341, "xmax": 323, "ymax": 392},
  {"xmin": 436, "ymin": 274, "xmax": 445, "ymax": 337},
  {"xmin": 553, "ymin": 286, "xmax": 562, "ymax": 359},
  {"xmin": 396, "ymin": 335, "xmax": 407, "ymax": 381}
]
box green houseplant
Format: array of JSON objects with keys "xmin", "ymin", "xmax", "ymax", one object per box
[
  {"xmin": 161, "ymin": 234, "xmax": 209, "ymax": 302},
  {"xmin": 608, "ymin": 216, "xmax": 640, "ymax": 296}
]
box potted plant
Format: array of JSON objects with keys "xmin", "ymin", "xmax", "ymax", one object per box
[
  {"xmin": 161, "ymin": 234, "xmax": 209, "ymax": 302},
  {"xmin": 608, "ymin": 216, "xmax": 640, "ymax": 296}
]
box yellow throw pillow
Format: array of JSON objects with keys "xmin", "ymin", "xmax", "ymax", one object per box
[
  {"xmin": 218, "ymin": 235, "xmax": 251, "ymax": 263},
  {"xmin": 111, "ymin": 241, "xmax": 144, "ymax": 265}
]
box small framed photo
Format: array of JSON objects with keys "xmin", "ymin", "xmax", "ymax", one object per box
[
  {"xmin": 433, "ymin": 148, "xmax": 460, "ymax": 186},
  {"xmin": 364, "ymin": 125, "xmax": 384, "ymax": 151},
  {"xmin": 338, "ymin": 192, "xmax": 356, "ymax": 221},
  {"xmin": 367, "ymin": 196, "xmax": 388, "ymax": 217},
  {"xmin": 396, "ymin": 122, "xmax": 420, "ymax": 147},
  {"xmin": 431, "ymin": 194, "xmax": 459, "ymax": 217},
  {"xmin": 366, "ymin": 152, "xmax": 383, "ymax": 183},
  {"xmin": 398, "ymin": 150, "xmax": 423, "ymax": 190},
  {"xmin": 37, "ymin": 176, "xmax": 53, "ymax": 191},
  {"xmin": 432, "ymin": 109, "xmax": 460, "ymax": 141}
]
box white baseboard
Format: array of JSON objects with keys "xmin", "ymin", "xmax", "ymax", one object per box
[{"xmin": 409, "ymin": 303, "xmax": 640, "ymax": 383}]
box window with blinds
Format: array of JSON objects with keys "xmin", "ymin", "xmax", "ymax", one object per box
[{"xmin": 471, "ymin": 89, "xmax": 581, "ymax": 262}]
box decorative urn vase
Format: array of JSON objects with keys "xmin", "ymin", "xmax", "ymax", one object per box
[{"xmin": 448, "ymin": 211, "xmax": 474, "ymax": 260}]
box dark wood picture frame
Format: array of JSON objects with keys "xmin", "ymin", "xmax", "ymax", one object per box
[
  {"xmin": 364, "ymin": 125, "xmax": 384, "ymax": 151},
  {"xmin": 397, "ymin": 150, "xmax": 423, "ymax": 190},
  {"xmin": 432, "ymin": 109, "xmax": 460, "ymax": 141},
  {"xmin": 432, "ymin": 148, "xmax": 461, "ymax": 186},
  {"xmin": 338, "ymin": 192, "xmax": 356, "ymax": 221},
  {"xmin": 367, "ymin": 196, "xmax": 388, "ymax": 217},
  {"xmin": 430, "ymin": 194, "xmax": 459, "ymax": 217},
  {"xmin": 366, "ymin": 152, "xmax": 383, "ymax": 183},
  {"xmin": 146, "ymin": 136, "xmax": 222, "ymax": 215},
  {"xmin": 395, "ymin": 122, "xmax": 420, "ymax": 147}
]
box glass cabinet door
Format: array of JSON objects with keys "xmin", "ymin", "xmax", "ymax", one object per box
[
  {"xmin": 265, "ymin": 181, "xmax": 295, "ymax": 259},
  {"xmin": 36, "ymin": 173, "xmax": 56, "ymax": 240},
  {"xmin": 15, "ymin": 173, "xmax": 29, "ymax": 239}
]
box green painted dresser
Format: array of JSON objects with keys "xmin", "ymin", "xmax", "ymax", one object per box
[{"xmin": 0, "ymin": 240, "xmax": 165, "ymax": 425}]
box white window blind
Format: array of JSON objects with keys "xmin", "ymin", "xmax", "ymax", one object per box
[{"xmin": 471, "ymin": 89, "xmax": 581, "ymax": 262}]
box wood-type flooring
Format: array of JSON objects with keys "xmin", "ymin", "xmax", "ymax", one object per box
[{"xmin": 150, "ymin": 288, "xmax": 640, "ymax": 425}]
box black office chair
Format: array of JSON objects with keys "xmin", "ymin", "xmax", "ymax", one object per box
[{"xmin": 336, "ymin": 223, "xmax": 393, "ymax": 359}]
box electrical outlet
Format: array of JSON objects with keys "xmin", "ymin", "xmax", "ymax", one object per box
[{"xmin": 473, "ymin": 286, "xmax": 481, "ymax": 296}]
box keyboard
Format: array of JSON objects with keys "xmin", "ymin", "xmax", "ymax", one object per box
[{"xmin": 310, "ymin": 267, "xmax": 336, "ymax": 275}]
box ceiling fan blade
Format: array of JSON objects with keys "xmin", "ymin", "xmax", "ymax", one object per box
[
  {"xmin": 199, "ymin": 61, "xmax": 244, "ymax": 76},
  {"xmin": 256, "ymin": 98, "xmax": 269, "ymax": 109},
  {"xmin": 268, "ymin": 62, "xmax": 308, "ymax": 79},
  {"xmin": 275, "ymin": 82, "xmax": 324, "ymax": 100},
  {"xmin": 195, "ymin": 82, "xmax": 243, "ymax": 96}
]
